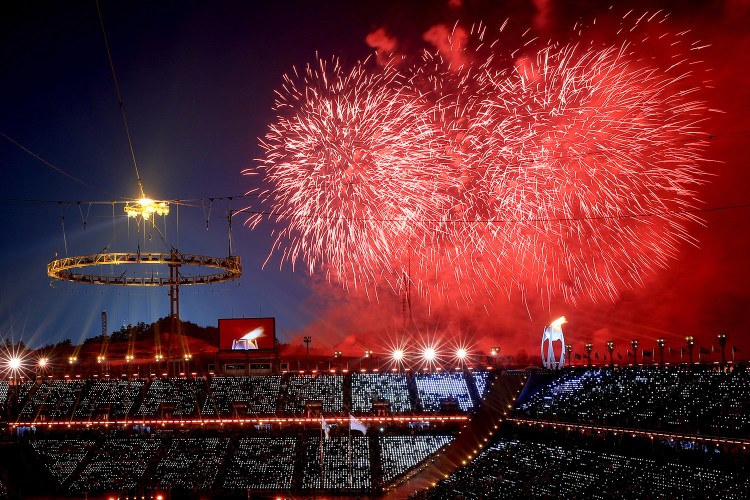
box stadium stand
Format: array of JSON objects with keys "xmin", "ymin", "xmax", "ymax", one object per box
[
  {"xmin": 514, "ymin": 366, "xmax": 750, "ymax": 436},
  {"xmin": 0, "ymin": 381, "xmax": 8, "ymax": 408},
  {"xmin": 412, "ymin": 435, "xmax": 750, "ymax": 499},
  {"xmin": 379, "ymin": 435, "xmax": 454, "ymax": 483},
  {"xmin": 223, "ymin": 436, "xmax": 297, "ymax": 491},
  {"xmin": 283, "ymin": 374, "xmax": 344, "ymax": 414},
  {"xmin": 300, "ymin": 436, "xmax": 371, "ymax": 493},
  {"xmin": 155, "ymin": 436, "xmax": 229, "ymax": 492},
  {"xmin": 30, "ymin": 438, "xmax": 97, "ymax": 487},
  {"xmin": 1, "ymin": 367, "xmax": 747, "ymax": 498},
  {"xmin": 351, "ymin": 372, "xmax": 412, "ymax": 413},
  {"xmin": 414, "ymin": 372, "xmax": 474, "ymax": 412},
  {"xmin": 202, "ymin": 375, "xmax": 281, "ymax": 416},
  {"xmin": 74, "ymin": 379, "xmax": 144, "ymax": 420},
  {"xmin": 136, "ymin": 377, "xmax": 203, "ymax": 417},
  {"xmin": 19, "ymin": 379, "xmax": 84, "ymax": 421},
  {"xmin": 472, "ymin": 370, "xmax": 492, "ymax": 398},
  {"xmin": 69, "ymin": 437, "xmax": 162, "ymax": 493}
]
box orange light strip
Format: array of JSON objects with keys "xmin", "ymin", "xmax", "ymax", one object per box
[
  {"xmin": 508, "ymin": 417, "xmax": 750, "ymax": 447},
  {"xmin": 11, "ymin": 414, "xmax": 469, "ymax": 428}
]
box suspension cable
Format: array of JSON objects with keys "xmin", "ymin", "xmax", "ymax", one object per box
[{"xmin": 95, "ymin": 0, "xmax": 145, "ymax": 199}]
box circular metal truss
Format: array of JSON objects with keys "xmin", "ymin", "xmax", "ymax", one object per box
[{"xmin": 47, "ymin": 252, "xmax": 241, "ymax": 286}]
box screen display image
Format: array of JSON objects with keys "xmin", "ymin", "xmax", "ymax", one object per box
[{"xmin": 218, "ymin": 318, "xmax": 276, "ymax": 351}]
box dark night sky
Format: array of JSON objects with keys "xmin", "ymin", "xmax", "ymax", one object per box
[{"xmin": 1, "ymin": 0, "xmax": 749, "ymax": 363}]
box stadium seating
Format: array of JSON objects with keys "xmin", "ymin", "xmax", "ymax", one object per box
[
  {"xmin": 30, "ymin": 438, "xmax": 96, "ymax": 487},
  {"xmin": 0, "ymin": 381, "xmax": 8, "ymax": 407},
  {"xmin": 73, "ymin": 379, "xmax": 144, "ymax": 420},
  {"xmin": 514, "ymin": 366, "xmax": 750, "ymax": 436},
  {"xmin": 414, "ymin": 372, "xmax": 474, "ymax": 412},
  {"xmin": 351, "ymin": 373, "xmax": 412, "ymax": 413},
  {"xmin": 300, "ymin": 436, "xmax": 371, "ymax": 492},
  {"xmin": 283, "ymin": 374, "xmax": 344, "ymax": 414},
  {"xmin": 69, "ymin": 437, "xmax": 162, "ymax": 493},
  {"xmin": 5, "ymin": 367, "xmax": 749, "ymax": 499},
  {"xmin": 418, "ymin": 436, "xmax": 750, "ymax": 499},
  {"xmin": 136, "ymin": 377, "xmax": 204, "ymax": 417},
  {"xmin": 202, "ymin": 375, "xmax": 281, "ymax": 416},
  {"xmin": 155, "ymin": 437, "xmax": 229, "ymax": 491},
  {"xmin": 223, "ymin": 436, "xmax": 297, "ymax": 491},
  {"xmin": 19, "ymin": 380, "xmax": 84, "ymax": 421},
  {"xmin": 472, "ymin": 370, "xmax": 492, "ymax": 398},
  {"xmin": 379, "ymin": 435, "xmax": 454, "ymax": 483}
]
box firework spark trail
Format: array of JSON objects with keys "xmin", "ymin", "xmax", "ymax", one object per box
[
  {"xmin": 260, "ymin": 58, "xmax": 452, "ymax": 293},
  {"xmin": 255, "ymin": 15, "xmax": 710, "ymax": 306}
]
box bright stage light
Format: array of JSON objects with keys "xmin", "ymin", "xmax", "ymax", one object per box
[
  {"xmin": 456, "ymin": 348, "xmax": 468, "ymax": 360},
  {"xmin": 38, "ymin": 357, "xmax": 48, "ymax": 368},
  {"xmin": 422, "ymin": 347, "xmax": 437, "ymax": 362},
  {"xmin": 124, "ymin": 197, "xmax": 169, "ymax": 220},
  {"xmin": 392, "ymin": 349, "xmax": 405, "ymax": 362},
  {"xmin": 9, "ymin": 357, "xmax": 21, "ymax": 371}
]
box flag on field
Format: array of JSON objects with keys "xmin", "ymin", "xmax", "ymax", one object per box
[
  {"xmin": 642, "ymin": 349, "xmax": 653, "ymax": 357},
  {"xmin": 349, "ymin": 414, "xmax": 368, "ymax": 435},
  {"xmin": 595, "ymin": 352, "xmax": 599, "ymax": 359},
  {"xmin": 321, "ymin": 416, "xmax": 331, "ymax": 440},
  {"xmin": 617, "ymin": 352, "xmax": 623, "ymax": 360},
  {"xmin": 733, "ymin": 345, "xmax": 742, "ymax": 353},
  {"xmin": 699, "ymin": 347, "xmax": 711, "ymax": 355},
  {"xmin": 574, "ymin": 353, "xmax": 582, "ymax": 360},
  {"xmin": 627, "ymin": 350, "xmax": 634, "ymax": 357}
]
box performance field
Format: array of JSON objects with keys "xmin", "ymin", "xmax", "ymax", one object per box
[{"xmin": 1, "ymin": 360, "xmax": 748, "ymax": 499}]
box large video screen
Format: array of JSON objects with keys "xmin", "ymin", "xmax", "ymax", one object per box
[{"xmin": 218, "ymin": 318, "xmax": 276, "ymax": 351}]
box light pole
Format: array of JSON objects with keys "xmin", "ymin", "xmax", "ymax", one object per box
[
  {"xmin": 631, "ymin": 339, "xmax": 639, "ymax": 365},
  {"xmin": 685, "ymin": 336, "xmax": 695, "ymax": 366},
  {"xmin": 657, "ymin": 338, "xmax": 666, "ymax": 367},
  {"xmin": 333, "ymin": 351, "xmax": 342, "ymax": 371},
  {"xmin": 606, "ymin": 341, "xmax": 615, "ymax": 369},
  {"xmin": 125, "ymin": 354, "xmax": 134, "ymax": 379},
  {"xmin": 37, "ymin": 357, "xmax": 48, "ymax": 380},
  {"xmin": 155, "ymin": 353, "xmax": 164, "ymax": 376},
  {"xmin": 97, "ymin": 355, "xmax": 106, "ymax": 377},
  {"xmin": 565, "ymin": 344, "xmax": 573, "ymax": 367},
  {"xmin": 490, "ymin": 347, "xmax": 500, "ymax": 369},
  {"xmin": 585, "ymin": 343, "xmax": 593, "ymax": 368},
  {"xmin": 304, "ymin": 336, "xmax": 312, "ymax": 371},
  {"xmin": 717, "ymin": 333, "xmax": 728, "ymax": 367},
  {"xmin": 364, "ymin": 350, "xmax": 372, "ymax": 371}
]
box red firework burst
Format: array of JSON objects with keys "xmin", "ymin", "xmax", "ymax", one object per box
[{"xmin": 255, "ymin": 14, "xmax": 711, "ymax": 306}]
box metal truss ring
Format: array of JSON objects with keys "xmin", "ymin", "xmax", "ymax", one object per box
[{"xmin": 47, "ymin": 252, "xmax": 241, "ymax": 286}]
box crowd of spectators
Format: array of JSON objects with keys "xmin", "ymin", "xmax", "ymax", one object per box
[
  {"xmin": 351, "ymin": 373, "xmax": 412, "ymax": 413},
  {"xmin": 379, "ymin": 435, "xmax": 454, "ymax": 483},
  {"xmin": 4, "ymin": 371, "xmax": 492, "ymax": 422},
  {"xmin": 514, "ymin": 366, "xmax": 750, "ymax": 436},
  {"xmin": 203, "ymin": 375, "xmax": 281, "ymax": 416},
  {"xmin": 414, "ymin": 372, "xmax": 474, "ymax": 412},
  {"xmin": 222, "ymin": 436, "xmax": 296, "ymax": 491},
  {"xmin": 24, "ymin": 429, "xmax": 455, "ymax": 496},
  {"xmin": 74, "ymin": 379, "xmax": 144, "ymax": 420},
  {"xmin": 411, "ymin": 431, "xmax": 749, "ymax": 499},
  {"xmin": 4, "ymin": 366, "xmax": 749, "ymax": 498}
]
